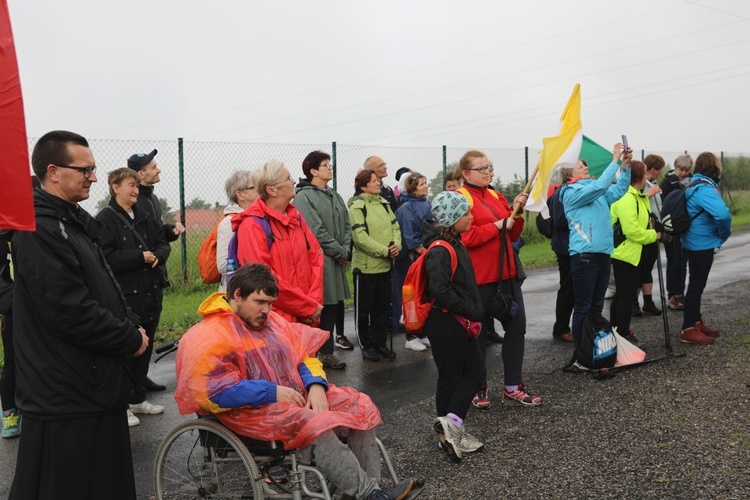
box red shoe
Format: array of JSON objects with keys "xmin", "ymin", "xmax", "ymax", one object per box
[
  {"xmin": 471, "ymin": 386, "xmax": 491, "ymax": 409},
  {"xmin": 696, "ymin": 319, "xmax": 719, "ymax": 338},
  {"xmin": 503, "ymin": 384, "xmax": 542, "ymax": 406},
  {"xmin": 679, "ymin": 326, "xmax": 715, "ymax": 345}
]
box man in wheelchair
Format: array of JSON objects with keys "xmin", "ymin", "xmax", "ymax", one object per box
[{"xmin": 174, "ymin": 263, "xmax": 414, "ymax": 500}]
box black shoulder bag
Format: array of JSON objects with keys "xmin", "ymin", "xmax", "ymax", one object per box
[
  {"xmin": 484, "ymin": 220, "xmax": 520, "ymax": 322},
  {"xmin": 103, "ymin": 206, "xmax": 170, "ymax": 288}
]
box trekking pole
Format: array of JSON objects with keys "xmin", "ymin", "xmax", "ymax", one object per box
[
  {"xmin": 388, "ymin": 241, "xmax": 395, "ymax": 360},
  {"xmin": 655, "ymin": 239, "xmax": 673, "ymax": 353},
  {"xmin": 608, "ymin": 238, "xmax": 686, "ymax": 374}
]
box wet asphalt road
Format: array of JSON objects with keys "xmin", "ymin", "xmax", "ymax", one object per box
[{"xmin": 1, "ymin": 231, "xmax": 748, "ymax": 498}]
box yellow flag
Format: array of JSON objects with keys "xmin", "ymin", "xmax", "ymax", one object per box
[{"xmin": 526, "ymin": 84, "xmax": 583, "ymax": 215}]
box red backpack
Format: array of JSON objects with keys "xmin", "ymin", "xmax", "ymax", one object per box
[{"xmin": 402, "ymin": 240, "xmax": 457, "ymax": 334}]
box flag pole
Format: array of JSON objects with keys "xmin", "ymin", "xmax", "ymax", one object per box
[{"xmin": 510, "ymin": 162, "xmax": 539, "ymax": 218}]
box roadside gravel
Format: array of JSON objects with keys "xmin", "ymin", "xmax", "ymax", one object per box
[{"xmin": 379, "ymin": 279, "xmax": 750, "ymax": 499}]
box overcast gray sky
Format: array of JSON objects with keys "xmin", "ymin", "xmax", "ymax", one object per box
[{"xmin": 9, "ymin": 0, "xmax": 750, "ymax": 153}]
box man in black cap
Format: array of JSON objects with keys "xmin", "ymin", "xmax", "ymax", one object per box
[
  {"xmin": 127, "ymin": 149, "xmax": 185, "ymax": 243},
  {"xmin": 127, "ymin": 149, "xmax": 184, "ymax": 393}
]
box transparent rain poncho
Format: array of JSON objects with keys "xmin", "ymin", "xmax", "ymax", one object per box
[{"xmin": 175, "ymin": 293, "xmax": 381, "ymax": 449}]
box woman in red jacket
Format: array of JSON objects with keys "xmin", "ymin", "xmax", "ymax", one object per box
[
  {"xmin": 456, "ymin": 150, "xmax": 541, "ymax": 409},
  {"xmin": 232, "ymin": 160, "xmax": 324, "ymax": 326}
]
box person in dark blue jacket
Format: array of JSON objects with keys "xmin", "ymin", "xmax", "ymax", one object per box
[
  {"xmin": 679, "ymin": 152, "xmax": 732, "ymax": 345},
  {"xmin": 394, "ymin": 172, "xmax": 433, "ymax": 351},
  {"xmin": 549, "ymin": 162, "xmax": 581, "ymax": 342}
]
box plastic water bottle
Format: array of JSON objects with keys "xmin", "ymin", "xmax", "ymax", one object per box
[
  {"xmin": 226, "ymin": 258, "xmax": 238, "ymax": 287},
  {"xmin": 402, "ymin": 284, "xmax": 418, "ymax": 328}
]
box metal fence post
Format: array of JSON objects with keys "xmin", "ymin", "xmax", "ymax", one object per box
[
  {"xmin": 442, "ymin": 145, "xmax": 447, "ymax": 191},
  {"xmin": 332, "ymin": 141, "xmax": 337, "ymax": 193},
  {"xmin": 720, "ymin": 151, "xmax": 725, "ymax": 197},
  {"xmin": 524, "ymin": 146, "xmax": 529, "ymax": 185},
  {"xmin": 178, "ymin": 137, "xmax": 187, "ymax": 282},
  {"xmin": 641, "ymin": 149, "xmax": 645, "ymax": 161}
]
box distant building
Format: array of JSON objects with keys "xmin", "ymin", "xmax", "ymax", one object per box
[{"xmin": 172, "ymin": 209, "xmax": 222, "ymax": 233}]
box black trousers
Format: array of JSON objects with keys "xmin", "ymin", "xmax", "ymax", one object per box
[
  {"xmin": 639, "ymin": 242, "xmax": 658, "ymax": 286},
  {"xmin": 10, "ymin": 409, "xmax": 136, "ymax": 499},
  {"xmin": 478, "ymin": 278, "xmax": 527, "ymax": 387},
  {"xmin": 128, "ymin": 316, "xmax": 158, "ymax": 404},
  {"xmin": 426, "ymin": 309, "xmax": 484, "ymax": 420},
  {"xmin": 319, "ymin": 301, "xmax": 345, "ymax": 355},
  {"xmin": 610, "ymin": 259, "xmax": 640, "ymax": 335},
  {"xmin": 683, "ymin": 249, "xmax": 714, "ymax": 328},
  {"xmin": 353, "ymin": 271, "xmax": 391, "ymax": 349},
  {"xmin": 553, "ymin": 252, "xmax": 574, "ymax": 337},
  {"xmin": 1, "ymin": 313, "xmax": 15, "ymax": 411}
]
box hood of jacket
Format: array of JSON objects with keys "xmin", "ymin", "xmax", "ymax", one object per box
[
  {"xmin": 295, "ymin": 179, "xmax": 333, "ymax": 198},
  {"xmin": 34, "ymin": 187, "xmax": 97, "ymax": 233},
  {"xmin": 420, "ymin": 219, "xmax": 442, "ymax": 247},
  {"xmin": 398, "ymin": 192, "xmax": 428, "ymax": 205},
  {"xmin": 223, "ymin": 202, "xmax": 243, "ymax": 216},
  {"xmin": 231, "ymin": 198, "xmax": 303, "ymax": 233},
  {"xmin": 198, "ymin": 292, "xmax": 234, "ymax": 317}
]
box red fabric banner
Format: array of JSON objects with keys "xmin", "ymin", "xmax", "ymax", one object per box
[{"xmin": 0, "ymin": 0, "xmax": 34, "ymax": 231}]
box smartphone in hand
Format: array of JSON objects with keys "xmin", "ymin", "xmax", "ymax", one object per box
[{"xmin": 621, "ymin": 135, "xmax": 631, "ymax": 154}]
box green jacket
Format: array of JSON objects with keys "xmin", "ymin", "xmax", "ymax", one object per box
[
  {"xmin": 348, "ymin": 194, "xmax": 402, "ymax": 274},
  {"xmin": 294, "ymin": 180, "xmax": 351, "ymax": 304},
  {"xmin": 610, "ymin": 185, "xmax": 658, "ymax": 266}
]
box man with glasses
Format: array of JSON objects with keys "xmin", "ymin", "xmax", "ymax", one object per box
[
  {"xmin": 660, "ymin": 154, "xmax": 694, "ymax": 309},
  {"xmin": 127, "ymin": 149, "xmax": 186, "ymax": 243},
  {"xmin": 9, "ymin": 131, "xmax": 148, "ymax": 499}
]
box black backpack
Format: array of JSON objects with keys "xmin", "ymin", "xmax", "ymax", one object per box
[
  {"xmin": 534, "ymin": 186, "xmax": 560, "ymax": 239},
  {"xmin": 660, "ymin": 178, "xmax": 711, "ymax": 236},
  {"xmin": 573, "ymin": 313, "xmax": 617, "ymax": 370}
]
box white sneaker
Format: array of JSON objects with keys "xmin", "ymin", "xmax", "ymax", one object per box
[
  {"xmin": 420, "ymin": 337, "xmax": 431, "ymax": 348},
  {"xmin": 127, "ymin": 409, "xmax": 140, "ymax": 427},
  {"xmin": 129, "ymin": 400, "xmax": 164, "ymax": 415},
  {"xmin": 405, "ymin": 338, "xmax": 427, "ymax": 352}
]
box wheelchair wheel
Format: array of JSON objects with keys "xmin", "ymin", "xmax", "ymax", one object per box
[{"xmin": 154, "ymin": 419, "xmax": 265, "ymax": 499}]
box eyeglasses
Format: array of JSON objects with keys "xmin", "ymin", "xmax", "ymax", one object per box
[
  {"xmin": 318, "ymin": 163, "xmax": 332, "ymax": 169},
  {"xmin": 238, "ymin": 185, "xmax": 256, "ymax": 191},
  {"xmin": 272, "ymin": 176, "xmax": 294, "ymax": 186},
  {"xmin": 54, "ymin": 164, "xmax": 97, "ymax": 179},
  {"xmin": 469, "ymin": 165, "xmax": 494, "ymax": 174}
]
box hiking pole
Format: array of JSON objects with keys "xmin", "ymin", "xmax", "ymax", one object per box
[
  {"xmin": 608, "ymin": 350, "xmax": 685, "ymax": 373},
  {"xmin": 655, "ymin": 239, "xmax": 673, "ymax": 353},
  {"xmin": 388, "ymin": 241, "xmax": 395, "ymax": 361},
  {"xmin": 608, "ymin": 240, "xmax": 687, "ymax": 375}
]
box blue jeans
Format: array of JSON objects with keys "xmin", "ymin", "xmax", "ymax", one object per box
[
  {"xmin": 664, "ymin": 235, "xmax": 688, "ymax": 298},
  {"xmin": 570, "ymin": 253, "xmax": 611, "ymax": 344}
]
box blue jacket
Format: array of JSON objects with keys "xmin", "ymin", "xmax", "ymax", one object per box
[
  {"xmin": 682, "ymin": 174, "xmax": 732, "ymax": 251},
  {"xmin": 560, "ymin": 161, "xmax": 631, "ymax": 256},
  {"xmin": 395, "ymin": 194, "xmax": 433, "ymax": 259}
]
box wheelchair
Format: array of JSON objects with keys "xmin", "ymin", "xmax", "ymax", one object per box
[{"xmin": 153, "ymin": 416, "xmax": 419, "ymax": 499}]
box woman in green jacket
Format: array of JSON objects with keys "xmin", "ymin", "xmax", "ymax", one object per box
[
  {"xmin": 349, "ymin": 169, "xmax": 402, "ymax": 362},
  {"xmin": 610, "ymin": 161, "xmax": 661, "ymax": 343},
  {"xmin": 294, "ymin": 151, "xmax": 352, "ymax": 370}
]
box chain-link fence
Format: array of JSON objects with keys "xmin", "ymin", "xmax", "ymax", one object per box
[{"xmin": 27, "ymin": 137, "xmax": 749, "ymax": 284}]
